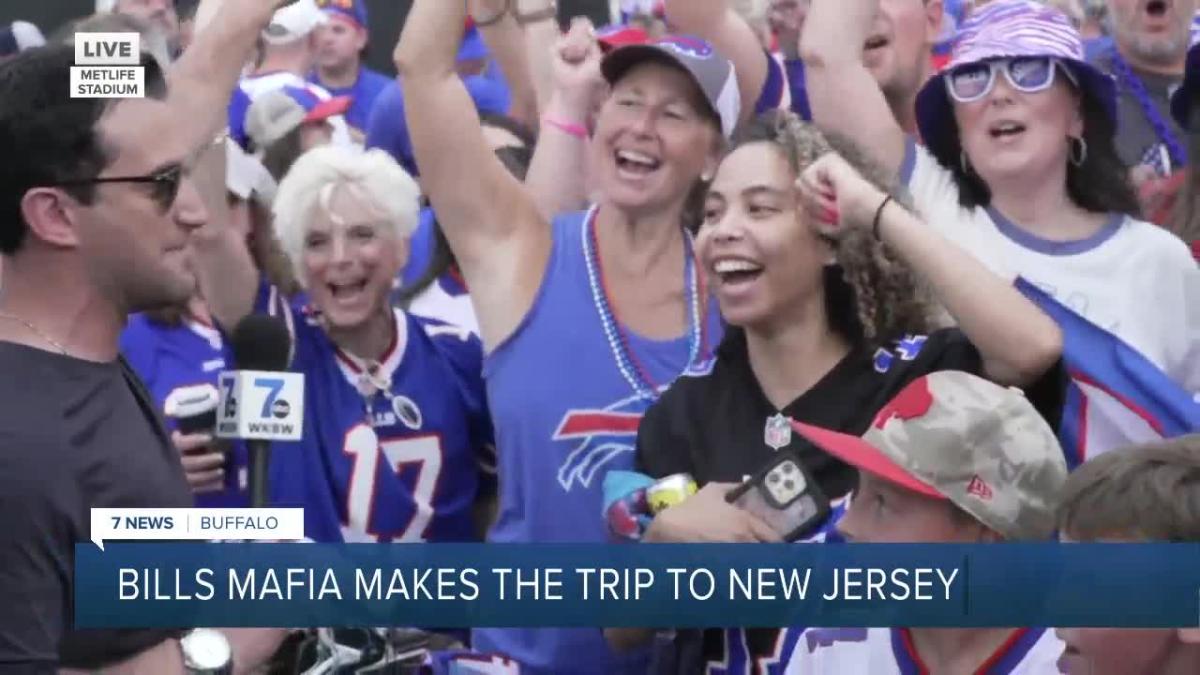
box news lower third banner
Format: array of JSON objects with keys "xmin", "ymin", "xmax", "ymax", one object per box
[{"xmin": 76, "ymin": 543, "xmax": 1200, "ymax": 629}]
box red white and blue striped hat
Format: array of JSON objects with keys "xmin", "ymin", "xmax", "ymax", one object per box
[
  {"xmin": 915, "ymin": 0, "xmax": 1117, "ymax": 170},
  {"xmin": 602, "ymin": 35, "xmax": 741, "ymax": 139}
]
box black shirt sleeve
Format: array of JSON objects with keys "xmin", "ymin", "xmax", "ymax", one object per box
[
  {"xmin": 635, "ymin": 382, "xmax": 696, "ymax": 480},
  {"xmin": 866, "ymin": 329, "xmax": 982, "ymax": 405},
  {"xmin": 0, "ymin": 429, "xmax": 77, "ymax": 672},
  {"xmin": 875, "ymin": 329, "xmax": 1065, "ymax": 432}
]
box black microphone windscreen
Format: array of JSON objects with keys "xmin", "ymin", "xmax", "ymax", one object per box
[{"xmin": 230, "ymin": 315, "xmax": 291, "ymax": 371}]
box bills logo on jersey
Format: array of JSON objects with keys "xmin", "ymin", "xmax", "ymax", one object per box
[
  {"xmin": 393, "ymin": 395, "xmax": 423, "ymax": 430},
  {"xmin": 553, "ymin": 393, "xmax": 652, "ymax": 491},
  {"xmin": 872, "ymin": 335, "xmax": 928, "ymax": 374}
]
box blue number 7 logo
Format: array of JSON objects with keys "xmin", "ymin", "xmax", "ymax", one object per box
[
  {"xmin": 221, "ymin": 377, "xmax": 236, "ymax": 418},
  {"xmin": 254, "ymin": 378, "xmax": 286, "ymax": 418}
]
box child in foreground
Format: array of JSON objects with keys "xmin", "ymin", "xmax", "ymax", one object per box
[{"xmin": 1055, "ymin": 435, "xmax": 1200, "ymax": 675}]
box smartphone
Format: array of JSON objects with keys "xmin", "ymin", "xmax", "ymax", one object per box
[{"xmin": 725, "ymin": 451, "xmax": 830, "ymax": 542}]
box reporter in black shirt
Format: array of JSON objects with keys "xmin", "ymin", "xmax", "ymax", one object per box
[
  {"xmin": 0, "ymin": 1, "xmax": 288, "ymax": 672},
  {"xmin": 611, "ymin": 112, "xmax": 1065, "ymax": 665}
]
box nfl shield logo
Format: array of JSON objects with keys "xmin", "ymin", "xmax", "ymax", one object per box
[{"xmin": 764, "ymin": 413, "xmax": 792, "ymax": 450}]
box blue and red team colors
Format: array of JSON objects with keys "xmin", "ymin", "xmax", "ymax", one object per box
[
  {"xmin": 121, "ymin": 313, "xmax": 249, "ymax": 508},
  {"xmin": 257, "ymin": 285, "xmax": 494, "ymax": 543}
]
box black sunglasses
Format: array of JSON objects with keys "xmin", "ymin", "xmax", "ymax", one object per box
[{"xmin": 51, "ymin": 164, "xmax": 184, "ymax": 212}]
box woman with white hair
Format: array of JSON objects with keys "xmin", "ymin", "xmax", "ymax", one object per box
[{"xmin": 194, "ymin": 144, "xmax": 494, "ymax": 544}]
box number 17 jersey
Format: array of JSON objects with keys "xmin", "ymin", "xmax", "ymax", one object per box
[{"xmin": 262, "ymin": 286, "xmax": 494, "ymax": 543}]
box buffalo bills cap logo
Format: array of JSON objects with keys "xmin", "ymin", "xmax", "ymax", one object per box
[{"xmin": 655, "ymin": 35, "xmax": 714, "ymax": 59}]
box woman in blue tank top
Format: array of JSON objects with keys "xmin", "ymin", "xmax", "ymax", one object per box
[{"xmin": 397, "ymin": 2, "xmax": 739, "ymax": 672}]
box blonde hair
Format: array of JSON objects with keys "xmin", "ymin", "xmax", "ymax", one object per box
[{"xmin": 272, "ymin": 145, "xmax": 421, "ymax": 287}]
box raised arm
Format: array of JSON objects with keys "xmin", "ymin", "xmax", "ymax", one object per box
[
  {"xmin": 801, "ymin": 152, "xmax": 1062, "ymax": 386},
  {"xmin": 189, "ymin": 142, "xmax": 262, "ymax": 332},
  {"xmin": 799, "ymin": 0, "xmax": 906, "ymax": 176},
  {"xmin": 470, "ymin": 0, "xmax": 539, "ymax": 129},
  {"xmin": 516, "ymin": 0, "xmax": 566, "ymax": 114},
  {"xmin": 180, "ymin": 0, "xmax": 280, "ymax": 330},
  {"xmin": 396, "ymin": 0, "xmax": 550, "ymax": 351},
  {"xmin": 663, "ymin": 0, "xmax": 769, "ymax": 121},
  {"xmin": 165, "ymin": 0, "xmax": 279, "ymax": 151},
  {"xmin": 524, "ymin": 18, "xmax": 607, "ymax": 220}
]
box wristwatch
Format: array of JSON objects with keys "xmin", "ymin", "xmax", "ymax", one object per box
[
  {"xmin": 180, "ymin": 629, "xmax": 233, "ymax": 675},
  {"xmin": 515, "ymin": 0, "xmax": 558, "ymax": 25}
]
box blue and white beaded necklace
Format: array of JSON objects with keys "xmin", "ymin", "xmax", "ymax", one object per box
[{"xmin": 580, "ymin": 206, "xmax": 707, "ymax": 401}]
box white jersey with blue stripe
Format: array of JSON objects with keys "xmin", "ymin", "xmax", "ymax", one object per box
[{"xmin": 782, "ymin": 627, "xmax": 1063, "ymax": 674}]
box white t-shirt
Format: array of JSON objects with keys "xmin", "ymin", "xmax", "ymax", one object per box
[
  {"xmin": 901, "ymin": 142, "xmax": 1200, "ymax": 395},
  {"xmin": 784, "ymin": 627, "xmax": 1063, "ymax": 674}
]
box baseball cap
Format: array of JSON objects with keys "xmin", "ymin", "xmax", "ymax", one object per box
[
  {"xmin": 790, "ymin": 371, "xmax": 1068, "ymax": 541},
  {"xmin": 263, "ymin": 0, "xmax": 328, "ymax": 45},
  {"xmin": 0, "ymin": 21, "xmax": 45, "ymax": 58},
  {"xmin": 226, "ymin": 137, "xmax": 278, "ymax": 205},
  {"xmin": 600, "ymin": 35, "xmax": 741, "ymax": 138},
  {"xmin": 244, "ymin": 86, "xmax": 351, "ymax": 150},
  {"xmin": 597, "ymin": 24, "xmax": 651, "ymax": 51},
  {"xmin": 315, "ymin": 0, "xmax": 368, "ymax": 29}
]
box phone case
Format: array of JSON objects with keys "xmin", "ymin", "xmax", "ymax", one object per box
[{"xmin": 726, "ymin": 452, "xmax": 830, "ymax": 542}]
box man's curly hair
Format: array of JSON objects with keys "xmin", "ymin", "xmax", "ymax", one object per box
[{"xmin": 725, "ymin": 110, "xmax": 935, "ymax": 347}]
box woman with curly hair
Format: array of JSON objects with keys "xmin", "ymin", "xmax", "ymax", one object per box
[{"xmin": 612, "ymin": 110, "xmax": 1064, "ymax": 667}]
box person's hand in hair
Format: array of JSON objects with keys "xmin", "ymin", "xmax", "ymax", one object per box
[
  {"xmin": 644, "ymin": 483, "xmax": 782, "ymax": 543},
  {"xmin": 796, "ymin": 151, "xmax": 888, "ymax": 235},
  {"xmin": 551, "ymin": 17, "xmax": 606, "ymax": 119},
  {"xmin": 172, "ymin": 431, "xmax": 227, "ymax": 494}
]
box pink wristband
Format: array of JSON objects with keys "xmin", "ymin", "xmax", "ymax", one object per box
[{"xmin": 543, "ymin": 117, "xmax": 589, "ymax": 139}]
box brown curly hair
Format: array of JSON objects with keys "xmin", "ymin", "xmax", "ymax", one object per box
[{"xmin": 724, "ymin": 110, "xmax": 934, "ymax": 347}]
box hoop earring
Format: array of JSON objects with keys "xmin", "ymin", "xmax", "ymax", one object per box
[{"xmin": 1069, "ymin": 136, "xmax": 1088, "ymax": 167}]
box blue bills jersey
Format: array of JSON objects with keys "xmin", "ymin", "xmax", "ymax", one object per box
[
  {"xmin": 259, "ymin": 286, "xmax": 494, "ymax": 542},
  {"xmin": 120, "ymin": 313, "xmax": 249, "ymax": 508}
]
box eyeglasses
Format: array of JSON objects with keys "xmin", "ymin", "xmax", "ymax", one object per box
[
  {"xmin": 945, "ymin": 56, "xmax": 1079, "ymax": 104},
  {"xmin": 51, "ymin": 164, "xmax": 183, "ymax": 212}
]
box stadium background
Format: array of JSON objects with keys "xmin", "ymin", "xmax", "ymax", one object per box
[{"xmin": 0, "ymin": 0, "xmax": 610, "ymax": 74}]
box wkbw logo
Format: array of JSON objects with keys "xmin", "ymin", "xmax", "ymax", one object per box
[
  {"xmin": 216, "ymin": 371, "xmax": 306, "ymax": 442},
  {"xmin": 71, "ymin": 32, "xmax": 145, "ymax": 99}
]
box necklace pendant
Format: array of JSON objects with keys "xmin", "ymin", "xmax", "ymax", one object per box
[
  {"xmin": 356, "ymin": 373, "xmax": 379, "ymax": 399},
  {"xmin": 764, "ymin": 413, "xmax": 793, "ymax": 451}
]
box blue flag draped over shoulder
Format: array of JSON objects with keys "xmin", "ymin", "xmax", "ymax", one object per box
[{"xmin": 1016, "ymin": 278, "xmax": 1200, "ymax": 469}]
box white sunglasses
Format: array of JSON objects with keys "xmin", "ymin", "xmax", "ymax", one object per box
[{"xmin": 945, "ymin": 56, "xmax": 1079, "ymax": 103}]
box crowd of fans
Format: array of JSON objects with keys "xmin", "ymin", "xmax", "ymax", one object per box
[{"xmin": 0, "ymin": 0, "xmax": 1198, "ymax": 673}]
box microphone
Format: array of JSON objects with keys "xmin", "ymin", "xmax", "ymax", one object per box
[{"xmin": 217, "ymin": 315, "xmax": 305, "ymax": 508}]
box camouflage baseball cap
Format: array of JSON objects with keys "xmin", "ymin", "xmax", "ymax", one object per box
[
  {"xmin": 790, "ymin": 371, "xmax": 1067, "ymax": 541},
  {"xmin": 600, "ymin": 35, "xmax": 741, "ymax": 139}
]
